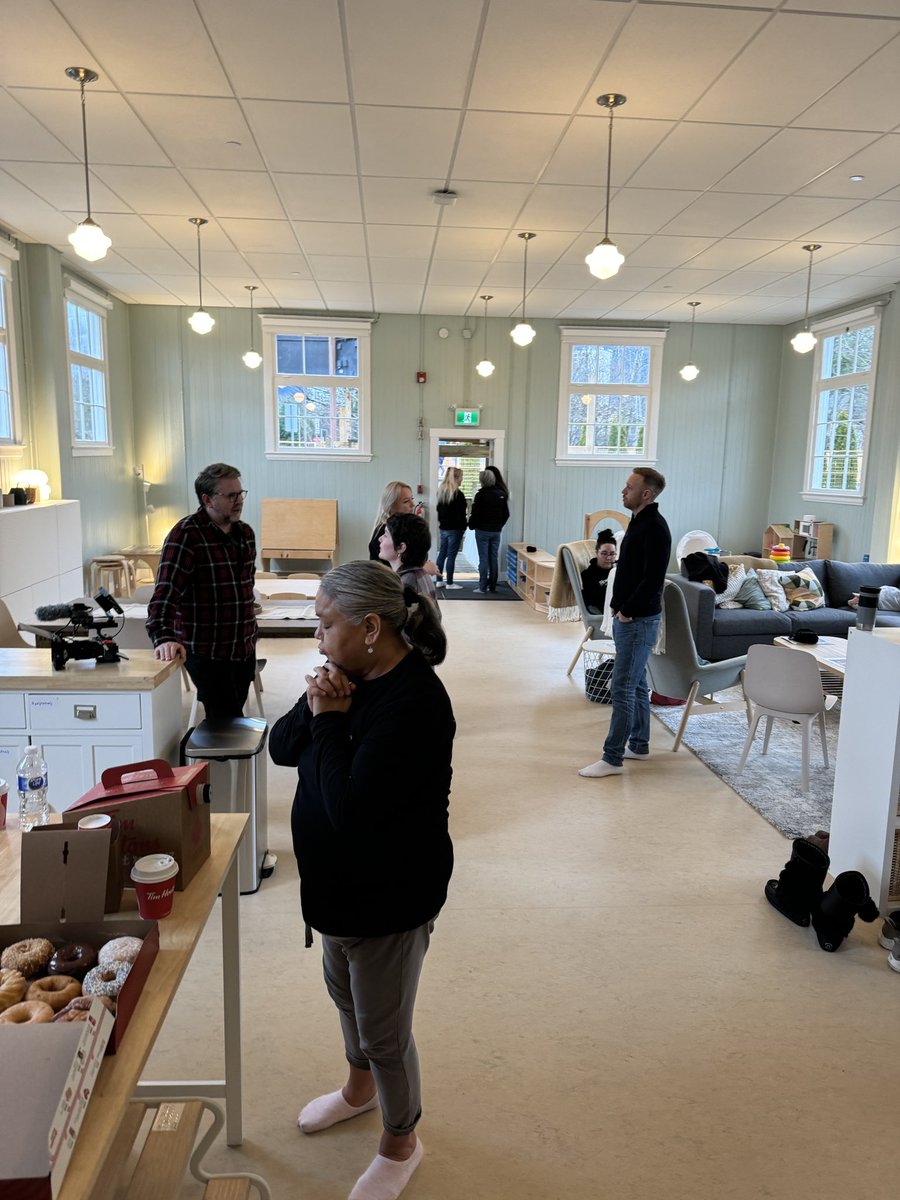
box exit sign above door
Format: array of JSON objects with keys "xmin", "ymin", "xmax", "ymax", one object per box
[{"xmin": 454, "ymin": 408, "xmax": 480, "ymax": 427}]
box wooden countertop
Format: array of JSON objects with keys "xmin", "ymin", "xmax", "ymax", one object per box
[{"xmin": 0, "ymin": 648, "xmax": 180, "ymax": 691}]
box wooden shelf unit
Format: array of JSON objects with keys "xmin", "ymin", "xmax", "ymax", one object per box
[
  {"xmin": 507, "ymin": 543, "xmax": 555, "ymax": 613},
  {"xmin": 763, "ymin": 521, "xmax": 833, "ymax": 561}
]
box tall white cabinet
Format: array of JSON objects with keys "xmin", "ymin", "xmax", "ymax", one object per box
[
  {"xmin": 0, "ymin": 500, "xmax": 84, "ymax": 623},
  {"xmin": 829, "ymin": 628, "xmax": 900, "ymax": 911}
]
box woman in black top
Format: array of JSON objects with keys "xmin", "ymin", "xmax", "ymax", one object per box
[
  {"xmin": 468, "ymin": 467, "xmax": 510, "ymax": 592},
  {"xmin": 269, "ymin": 561, "xmax": 452, "ymax": 1199},
  {"xmin": 435, "ymin": 467, "xmax": 467, "ymax": 589},
  {"xmin": 367, "ymin": 480, "xmax": 415, "ymax": 561},
  {"xmin": 580, "ymin": 528, "xmax": 618, "ymax": 612}
]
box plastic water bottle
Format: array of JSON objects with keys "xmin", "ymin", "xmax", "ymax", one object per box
[{"xmin": 16, "ymin": 746, "xmax": 49, "ymax": 831}]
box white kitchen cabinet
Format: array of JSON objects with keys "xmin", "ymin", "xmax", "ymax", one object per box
[{"xmin": 0, "ymin": 499, "xmax": 84, "ymax": 625}]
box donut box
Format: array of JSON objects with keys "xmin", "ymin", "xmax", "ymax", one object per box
[{"xmin": 0, "ymin": 919, "xmax": 160, "ymax": 1055}]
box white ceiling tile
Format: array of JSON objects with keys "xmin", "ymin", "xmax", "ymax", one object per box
[
  {"xmin": 786, "ymin": 0, "xmax": 900, "ymax": 13},
  {"xmin": 370, "ymin": 258, "xmax": 428, "ymax": 285},
  {"xmin": 116, "ymin": 247, "xmax": 193, "ymax": 275},
  {"xmin": 307, "ymin": 256, "xmax": 369, "ymax": 283},
  {"xmin": 526, "ymin": 289, "xmax": 589, "ymax": 317},
  {"xmin": 67, "ymin": 249, "xmax": 140, "ymax": 275},
  {"xmin": 714, "ymin": 129, "xmax": 876, "ymax": 195},
  {"xmin": 55, "ymin": 0, "xmax": 232, "ymax": 95},
  {"xmin": 685, "ymin": 239, "xmax": 788, "ymax": 271},
  {"xmin": 208, "ymin": 280, "xmax": 275, "ymax": 306},
  {"xmin": 91, "ymin": 165, "xmax": 206, "ymax": 215},
  {"xmin": 154, "ymin": 276, "xmax": 229, "ymax": 306},
  {"xmin": 797, "ymin": 135, "xmax": 900, "ymax": 200},
  {"xmin": 0, "ymin": 91, "xmax": 77, "ymax": 162},
  {"xmin": 689, "ymin": 13, "xmax": 891, "ymax": 125},
  {"xmin": 196, "ymin": 251, "xmax": 251, "ymax": 276},
  {"xmin": 361, "ymin": 179, "xmax": 441, "ymax": 227},
  {"xmin": 0, "ymin": 5, "xmax": 97, "ymax": 88},
  {"xmin": 807, "ymin": 200, "xmax": 900, "ymax": 242},
  {"xmin": 469, "ymin": 0, "xmax": 623, "ymax": 114},
  {"xmin": 319, "ymin": 282, "xmax": 373, "ymax": 309},
  {"xmin": 217, "ymin": 217, "xmax": 300, "ymax": 253},
  {"xmin": 356, "ymin": 107, "xmax": 459, "ymax": 178},
  {"xmin": 125, "ymin": 95, "xmax": 264, "ymax": 170},
  {"xmin": 543, "ymin": 117, "xmax": 674, "ymax": 188},
  {"xmin": 699, "ymin": 270, "xmax": 790, "ymax": 295},
  {"xmin": 495, "ymin": 230, "xmax": 578, "ymax": 262},
  {"xmin": 603, "ymin": 292, "xmax": 691, "ymax": 318},
  {"xmin": 453, "ymin": 112, "xmax": 569, "ymax": 184},
  {"xmin": 651, "ymin": 268, "xmax": 732, "ymax": 292},
  {"xmin": 629, "ymin": 124, "xmax": 778, "ymax": 191},
  {"xmin": 367, "ymin": 225, "xmax": 436, "ymax": 259},
  {"xmin": 517, "ymin": 185, "xmax": 603, "ymax": 232},
  {"xmin": 293, "ymin": 222, "xmax": 367, "ymax": 256},
  {"xmin": 439, "ymin": 182, "xmax": 533, "ymax": 230},
  {"xmin": 793, "ymin": 35, "xmax": 900, "ymax": 132},
  {"xmin": 483, "ymin": 262, "xmax": 528, "ymax": 289},
  {"xmin": 427, "ymin": 260, "xmax": 492, "ymax": 287},
  {"xmin": 733, "ymin": 196, "xmax": 868, "ymax": 240},
  {"xmin": 3, "ymin": 161, "xmax": 130, "ymax": 213},
  {"xmin": 867, "ymin": 226, "xmax": 900, "ymax": 245},
  {"xmin": 694, "ymin": 297, "xmax": 783, "ymax": 321},
  {"xmin": 582, "ymin": 5, "xmax": 770, "ymax": 121},
  {"xmin": 421, "ymin": 286, "xmax": 480, "ymax": 315},
  {"xmin": 0, "ymin": 185, "xmax": 72, "ymax": 244},
  {"xmin": 661, "ymin": 193, "xmax": 782, "ymax": 238},
  {"xmin": 433, "ymin": 227, "xmax": 507, "ymax": 261},
  {"xmin": 537, "ymin": 264, "xmax": 604, "ymax": 290},
  {"xmin": 345, "ymin": 0, "xmax": 482, "ymax": 107},
  {"xmin": 620, "ymin": 236, "xmax": 717, "ymax": 269},
  {"xmin": 246, "ymin": 253, "xmax": 312, "ymax": 279},
  {"xmin": 143, "ymin": 215, "xmax": 234, "ymax": 251},
  {"xmin": 199, "ymin": 0, "xmax": 348, "ymax": 103},
  {"xmin": 263, "ymin": 279, "xmax": 324, "ymax": 306},
  {"xmin": 243, "ymin": 101, "xmax": 356, "ymax": 174},
  {"xmin": 592, "ymin": 265, "xmax": 672, "ymax": 291},
  {"xmin": 185, "ymin": 171, "xmax": 285, "ymax": 221},
  {"xmin": 559, "ymin": 293, "xmax": 636, "ymax": 319},
  {"xmin": 608, "ymin": 189, "xmax": 702, "ymax": 235},
  {"xmin": 275, "ymin": 174, "xmax": 362, "ymax": 224},
  {"xmin": 373, "ymin": 283, "xmax": 425, "ymax": 313}
]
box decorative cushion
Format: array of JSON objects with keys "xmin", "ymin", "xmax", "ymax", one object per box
[
  {"xmin": 878, "ymin": 585, "xmax": 900, "ymax": 610},
  {"xmin": 714, "ymin": 563, "xmax": 746, "ymax": 607},
  {"xmin": 731, "ymin": 571, "xmax": 772, "ymax": 611},
  {"xmin": 780, "ymin": 567, "xmax": 826, "ymax": 611},
  {"xmin": 756, "ymin": 568, "xmax": 789, "ymax": 612}
]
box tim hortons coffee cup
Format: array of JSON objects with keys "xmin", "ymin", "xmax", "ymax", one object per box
[
  {"xmin": 131, "ymin": 853, "xmax": 179, "ymax": 919},
  {"xmin": 0, "ymin": 779, "xmax": 7, "ymax": 830}
]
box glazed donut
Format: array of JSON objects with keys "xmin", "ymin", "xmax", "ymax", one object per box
[
  {"xmin": 48, "ymin": 942, "xmax": 97, "ymax": 982},
  {"xmin": 53, "ymin": 994, "xmax": 115, "ymax": 1022},
  {"xmin": 98, "ymin": 937, "xmax": 143, "ymax": 968},
  {"xmin": 0, "ymin": 968, "xmax": 27, "ymax": 1013},
  {"xmin": 26, "ymin": 975, "xmax": 81, "ymax": 1012},
  {"xmin": 83, "ymin": 961, "xmax": 132, "ymax": 998},
  {"xmin": 1, "ymin": 938, "xmax": 54, "ymax": 978},
  {"xmin": 0, "ymin": 1000, "xmax": 54, "ymax": 1024}
]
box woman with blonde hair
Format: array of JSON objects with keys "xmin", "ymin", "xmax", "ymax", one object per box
[
  {"xmin": 368, "ymin": 481, "xmax": 414, "ymax": 562},
  {"xmin": 435, "ymin": 467, "xmax": 467, "ymax": 590}
]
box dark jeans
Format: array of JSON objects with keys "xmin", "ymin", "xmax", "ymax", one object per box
[
  {"xmin": 474, "ymin": 530, "xmax": 501, "ymax": 591},
  {"xmin": 185, "ymin": 654, "xmax": 256, "ymax": 721},
  {"xmin": 602, "ymin": 615, "xmax": 661, "ymax": 766},
  {"xmin": 436, "ymin": 529, "xmax": 464, "ymax": 583}
]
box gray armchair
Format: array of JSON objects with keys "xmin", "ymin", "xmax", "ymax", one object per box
[
  {"xmin": 647, "ymin": 580, "xmax": 750, "ymax": 751},
  {"xmin": 560, "ymin": 542, "xmax": 613, "ymax": 676}
]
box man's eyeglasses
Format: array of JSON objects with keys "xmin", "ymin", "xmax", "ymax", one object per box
[{"xmin": 215, "ymin": 489, "xmax": 248, "ymax": 502}]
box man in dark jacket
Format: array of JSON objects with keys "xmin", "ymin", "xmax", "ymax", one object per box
[{"xmin": 579, "ymin": 467, "xmax": 671, "ymax": 779}]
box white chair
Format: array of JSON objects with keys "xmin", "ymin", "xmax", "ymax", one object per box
[
  {"xmin": 736, "ymin": 644, "xmax": 829, "ymax": 793},
  {"xmin": 675, "ymin": 529, "xmax": 718, "ymax": 564}
]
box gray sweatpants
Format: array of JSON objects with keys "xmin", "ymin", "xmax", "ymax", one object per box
[{"xmin": 321, "ymin": 920, "xmax": 434, "ymax": 1136}]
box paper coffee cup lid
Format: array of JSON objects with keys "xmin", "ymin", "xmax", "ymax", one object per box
[
  {"xmin": 77, "ymin": 813, "xmax": 111, "ymax": 829},
  {"xmin": 131, "ymin": 853, "xmax": 178, "ymax": 883}
]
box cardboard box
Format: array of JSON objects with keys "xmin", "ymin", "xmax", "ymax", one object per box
[
  {"xmin": 67, "ymin": 758, "xmax": 210, "ymax": 890},
  {"xmin": 33, "ymin": 814, "xmax": 126, "ymax": 913},
  {"xmin": 0, "ymin": 997, "xmax": 114, "ymax": 1199}
]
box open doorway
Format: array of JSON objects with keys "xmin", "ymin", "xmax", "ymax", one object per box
[{"xmin": 429, "ymin": 428, "xmax": 506, "ymax": 579}]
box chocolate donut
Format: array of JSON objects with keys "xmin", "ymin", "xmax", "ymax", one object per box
[
  {"xmin": 48, "ymin": 942, "xmax": 98, "ymax": 982},
  {"xmin": 26, "ymin": 975, "xmax": 82, "ymax": 1012},
  {"xmin": 0, "ymin": 1000, "xmax": 54, "ymax": 1024},
  {"xmin": 1, "ymin": 938, "xmax": 54, "ymax": 978}
]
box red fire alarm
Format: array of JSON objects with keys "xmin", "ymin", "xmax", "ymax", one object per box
[{"xmin": 416, "ymin": 371, "xmax": 427, "ymax": 384}]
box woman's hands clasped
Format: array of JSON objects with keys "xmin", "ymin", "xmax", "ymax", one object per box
[{"xmin": 305, "ymin": 662, "xmax": 356, "ymax": 716}]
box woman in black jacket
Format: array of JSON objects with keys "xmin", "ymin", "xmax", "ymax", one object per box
[
  {"xmin": 435, "ymin": 466, "xmax": 467, "ymax": 589},
  {"xmin": 269, "ymin": 561, "xmax": 453, "ymax": 1200},
  {"xmin": 468, "ymin": 467, "xmax": 510, "ymax": 593}
]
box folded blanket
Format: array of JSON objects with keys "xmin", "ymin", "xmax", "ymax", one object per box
[{"xmin": 548, "ymin": 540, "xmax": 595, "ymax": 622}]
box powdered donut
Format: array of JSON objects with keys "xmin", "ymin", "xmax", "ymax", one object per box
[
  {"xmin": 0, "ymin": 1000, "xmax": 54, "ymax": 1024},
  {"xmin": 0, "ymin": 968, "xmax": 27, "ymax": 1013},
  {"xmin": 1, "ymin": 938, "xmax": 54, "ymax": 977},
  {"xmin": 48, "ymin": 942, "xmax": 98, "ymax": 982},
  {"xmin": 53, "ymin": 994, "xmax": 115, "ymax": 1023},
  {"xmin": 83, "ymin": 961, "xmax": 131, "ymax": 998},
  {"xmin": 98, "ymin": 937, "xmax": 143, "ymax": 967},
  {"xmin": 26, "ymin": 975, "xmax": 81, "ymax": 1012}
]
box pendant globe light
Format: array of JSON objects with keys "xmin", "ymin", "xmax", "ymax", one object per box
[
  {"xmin": 476, "ymin": 294, "xmax": 496, "ymax": 377},
  {"xmin": 791, "ymin": 243, "xmax": 821, "ymax": 354},
  {"xmin": 585, "ymin": 93, "xmax": 626, "ymax": 281},
  {"xmin": 679, "ymin": 302, "xmax": 701, "ymax": 381},
  {"xmin": 187, "ymin": 218, "xmax": 215, "ymax": 335},
  {"xmin": 510, "ymin": 233, "xmax": 536, "ymax": 347},
  {"xmin": 242, "ymin": 285, "xmax": 262, "ymax": 368},
  {"xmin": 65, "ymin": 67, "xmax": 112, "ymax": 262}
]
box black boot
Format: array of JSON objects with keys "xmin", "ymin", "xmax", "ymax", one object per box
[
  {"xmin": 812, "ymin": 871, "xmax": 880, "ymax": 952},
  {"xmin": 764, "ymin": 838, "xmax": 830, "ymax": 927}
]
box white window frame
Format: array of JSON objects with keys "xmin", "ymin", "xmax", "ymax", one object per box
[
  {"xmin": 801, "ymin": 304, "xmax": 882, "ymax": 507},
  {"xmin": 65, "ymin": 276, "xmax": 114, "ymax": 457},
  {"xmin": 556, "ymin": 326, "xmax": 666, "ymax": 466},
  {"xmin": 262, "ymin": 315, "xmax": 373, "ymax": 462},
  {"xmin": 0, "ymin": 239, "xmax": 24, "ymax": 458}
]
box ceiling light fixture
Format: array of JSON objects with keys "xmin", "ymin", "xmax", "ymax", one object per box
[
  {"xmin": 65, "ymin": 67, "xmax": 111, "ymax": 262},
  {"xmin": 187, "ymin": 218, "xmax": 215, "ymax": 335},
  {"xmin": 849, "ymin": 174, "xmax": 864, "ymax": 183},
  {"xmin": 791, "ymin": 243, "xmax": 821, "ymax": 354},
  {"xmin": 432, "ymin": 189, "xmax": 458, "ymax": 207},
  {"xmin": 242, "ymin": 284, "xmax": 262, "ymax": 368},
  {"xmin": 510, "ymin": 232, "xmax": 537, "ymax": 347},
  {"xmin": 476, "ymin": 295, "xmax": 495, "ymax": 377},
  {"xmin": 679, "ymin": 301, "xmax": 701, "ymax": 381},
  {"xmin": 585, "ymin": 93, "xmax": 627, "ymax": 281}
]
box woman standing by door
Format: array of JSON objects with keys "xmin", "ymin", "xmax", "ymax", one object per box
[
  {"xmin": 468, "ymin": 468, "xmax": 509, "ymax": 594},
  {"xmin": 435, "ymin": 467, "xmax": 467, "ymax": 590}
]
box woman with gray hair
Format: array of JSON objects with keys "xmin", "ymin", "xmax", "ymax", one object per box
[
  {"xmin": 269, "ymin": 561, "xmax": 452, "ymax": 1200},
  {"xmin": 467, "ymin": 466, "xmax": 510, "ymax": 593}
]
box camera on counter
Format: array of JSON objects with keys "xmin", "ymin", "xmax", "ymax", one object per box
[{"xmin": 35, "ymin": 588, "xmax": 126, "ymax": 671}]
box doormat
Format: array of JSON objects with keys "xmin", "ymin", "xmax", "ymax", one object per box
[{"xmin": 439, "ymin": 583, "xmax": 521, "ymax": 601}]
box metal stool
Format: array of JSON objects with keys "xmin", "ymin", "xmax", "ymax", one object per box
[{"xmin": 89, "ymin": 555, "xmax": 137, "ymax": 597}]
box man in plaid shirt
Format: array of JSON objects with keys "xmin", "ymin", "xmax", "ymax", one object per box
[{"xmin": 147, "ymin": 462, "xmax": 258, "ymax": 719}]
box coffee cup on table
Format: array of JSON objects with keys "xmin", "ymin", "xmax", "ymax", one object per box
[{"xmin": 131, "ymin": 853, "xmax": 179, "ymax": 919}]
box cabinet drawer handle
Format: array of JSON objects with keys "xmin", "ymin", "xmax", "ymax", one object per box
[{"xmin": 74, "ymin": 704, "xmax": 97, "ymax": 721}]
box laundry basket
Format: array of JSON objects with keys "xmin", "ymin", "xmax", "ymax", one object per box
[{"xmin": 583, "ymin": 643, "xmax": 614, "ymax": 704}]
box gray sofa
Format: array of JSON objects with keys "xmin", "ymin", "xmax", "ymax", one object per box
[{"xmin": 669, "ymin": 558, "xmax": 900, "ymax": 662}]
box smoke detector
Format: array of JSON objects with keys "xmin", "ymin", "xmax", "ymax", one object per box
[{"xmin": 432, "ymin": 189, "xmax": 458, "ymax": 207}]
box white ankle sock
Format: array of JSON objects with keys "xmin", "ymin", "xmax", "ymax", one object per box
[
  {"xmin": 578, "ymin": 759, "xmax": 623, "ymax": 778},
  {"xmin": 624, "ymin": 747, "xmax": 649, "ymax": 760},
  {"xmin": 297, "ymin": 1089, "xmax": 378, "ymax": 1134},
  {"xmin": 349, "ymin": 1140, "xmax": 424, "ymax": 1200}
]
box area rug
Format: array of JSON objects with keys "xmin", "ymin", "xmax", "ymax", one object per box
[
  {"xmin": 651, "ymin": 692, "xmax": 839, "ymax": 838},
  {"xmin": 439, "ymin": 582, "xmax": 521, "ymax": 601}
]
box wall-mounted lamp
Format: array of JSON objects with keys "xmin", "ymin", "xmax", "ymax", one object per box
[
  {"xmin": 242, "ymin": 285, "xmax": 262, "ymax": 368},
  {"xmin": 13, "ymin": 468, "xmax": 50, "ymax": 502},
  {"xmin": 510, "ymin": 233, "xmax": 536, "ymax": 347},
  {"xmin": 476, "ymin": 295, "xmax": 496, "ymax": 377},
  {"xmin": 791, "ymin": 243, "xmax": 821, "ymax": 354},
  {"xmin": 585, "ymin": 93, "xmax": 627, "ymax": 281},
  {"xmin": 679, "ymin": 302, "xmax": 701, "ymax": 381},
  {"xmin": 65, "ymin": 67, "xmax": 111, "ymax": 262},
  {"xmin": 187, "ymin": 217, "xmax": 215, "ymax": 335}
]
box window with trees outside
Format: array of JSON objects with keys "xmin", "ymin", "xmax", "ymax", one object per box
[
  {"xmin": 261, "ymin": 316, "xmax": 372, "ymax": 461},
  {"xmin": 804, "ymin": 306, "xmax": 881, "ymax": 502},
  {"xmin": 66, "ymin": 279, "xmax": 113, "ymax": 454},
  {"xmin": 0, "ymin": 242, "xmax": 20, "ymax": 449},
  {"xmin": 556, "ymin": 327, "xmax": 665, "ymax": 465}
]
